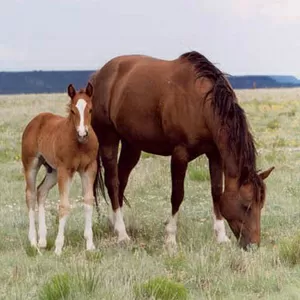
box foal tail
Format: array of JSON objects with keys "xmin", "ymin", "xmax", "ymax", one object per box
[{"xmin": 93, "ymin": 150, "xmax": 107, "ymax": 222}]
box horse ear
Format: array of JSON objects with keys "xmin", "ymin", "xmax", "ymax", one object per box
[
  {"xmin": 258, "ymin": 167, "xmax": 275, "ymax": 180},
  {"xmin": 86, "ymin": 82, "xmax": 93, "ymax": 98},
  {"xmin": 67, "ymin": 84, "xmax": 76, "ymax": 99}
]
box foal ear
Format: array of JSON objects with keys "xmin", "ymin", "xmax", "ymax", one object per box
[
  {"xmin": 67, "ymin": 84, "xmax": 76, "ymax": 99},
  {"xmin": 86, "ymin": 82, "xmax": 94, "ymax": 98},
  {"xmin": 258, "ymin": 166, "xmax": 275, "ymax": 180}
]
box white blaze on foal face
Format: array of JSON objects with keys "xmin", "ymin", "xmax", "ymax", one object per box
[{"xmin": 75, "ymin": 99, "xmax": 88, "ymax": 138}]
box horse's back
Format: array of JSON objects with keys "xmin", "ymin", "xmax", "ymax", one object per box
[
  {"xmin": 91, "ymin": 54, "xmax": 212, "ymax": 155},
  {"xmin": 22, "ymin": 112, "xmax": 63, "ymax": 140},
  {"xmin": 22, "ymin": 113, "xmax": 64, "ymax": 161}
]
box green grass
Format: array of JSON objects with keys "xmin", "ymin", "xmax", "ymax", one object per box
[
  {"xmin": 134, "ymin": 276, "xmax": 188, "ymax": 300},
  {"xmin": 2, "ymin": 89, "xmax": 300, "ymax": 299}
]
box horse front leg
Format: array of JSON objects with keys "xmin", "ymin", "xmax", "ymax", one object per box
[
  {"xmin": 165, "ymin": 146, "xmax": 188, "ymax": 254},
  {"xmin": 54, "ymin": 167, "xmax": 73, "ymax": 255},
  {"xmin": 207, "ymin": 152, "xmax": 230, "ymax": 243},
  {"xmin": 80, "ymin": 161, "xmax": 97, "ymax": 251}
]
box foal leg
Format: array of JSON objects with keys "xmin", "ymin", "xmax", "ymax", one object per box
[
  {"xmin": 101, "ymin": 136, "xmax": 130, "ymax": 242},
  {"xmin": 80, "ymin": 161, "xmax": 97, "ymax": 251},
  {"xmin": 207, "ymin": 153, "xmax": 230, "ymax": 243},
  {"xmin": 24, "ymin": 157, "xmax": 42, "ymax": 247},
  {"xmin": 54, "ymin": 168, "xmax": 73, "ymax": 255},
  {"xmin": 165, "ymin": 146, "xmax": 188, "ymax": 253},
  {"xmin": 37, "ymin": 168, "xmax": 57, "ymax": 248}
]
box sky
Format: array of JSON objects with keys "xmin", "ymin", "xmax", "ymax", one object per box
[{"xmin": 1, "ymin": 0, "xmax": 300, "ymax": 77}]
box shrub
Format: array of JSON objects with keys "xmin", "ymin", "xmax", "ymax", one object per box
[{"xmin": 134, "ymin": 276, "xmax": 188, "ymax": 300}]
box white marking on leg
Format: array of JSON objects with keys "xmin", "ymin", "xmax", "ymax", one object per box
[
  {"xmin": 55, "ymin": 215, "xmax": 68, "ymax": 255},
  {"xmin": 75, "ymin": 99, "xmax": 88, "ymax": 137},
  {"xmin": 108, "ymin": 205, "xmax": 114, "ymax": 227},
  {"xmin": 213, "ymin": 214, "xmax": 230, "ymax": 243},
  {"xmin": 165, "ymin": 213, "xmax": 178, "ymax": 251},
  {"xmin": 28, "ymin": 209, "xmax": 37, "ymax": 247},
  {"xmin": 37, "ymin": 171, "xmax": 57, "ymax": 248},
  {"xmin": 84, "ymin": 204, "xmax": 95, "ymax": 250},
  {"xmin": 38, "ymin": 204, "xmax": 47, "ymax": 248},
  {"xmin": 26, "ymin": 162, "xmax": 39, "ymax": 247},
  {"xmin": 114, "ymin": 208, "xmax": 130, "ymax": 242}
]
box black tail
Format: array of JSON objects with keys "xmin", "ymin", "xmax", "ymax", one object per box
[
  {"xmin": 93, "ymin": 149, "xmax": 108, "ymax": 222},
  {"xmin": 93, "ymin": 149, "xmax": 132, "ymax": 212}
]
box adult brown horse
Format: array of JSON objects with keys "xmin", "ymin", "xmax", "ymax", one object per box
[
  {"xmin": 22, "ymin": 82, "xmax": 98, "ymax": 255},
  {"xmin": 91, "ymin": 51, "xmax": 274, "ymax": 251}
]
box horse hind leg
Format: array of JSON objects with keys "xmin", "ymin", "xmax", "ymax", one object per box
[
  {"xmin": 37, "ymin": 164, "xmax": 57, "ymax": 248},
  {"xmin": 23, "ymin": 157, "xmax": 42, "ymax": 248},
  {"xmin": 107, "ymin": 142, "xmax": 141, "ymax": 234},
  {"xmin": 118, "ymin": 141, "xmax": 141, "ymax": 207},
  {"xmin": 165, "ymin": 146, "xmax": 188, "ymax": 255},
  {"xmin": 101, "ymin": 134, "xmax": 130, "ymax": 243}
]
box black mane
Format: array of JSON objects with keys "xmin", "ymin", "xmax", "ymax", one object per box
[{"xmin": 181, "ymin": 51, "xmax": 262, "ymax": 197}]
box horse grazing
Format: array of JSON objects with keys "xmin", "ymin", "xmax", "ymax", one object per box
[
  {"xmin": 91, "ymin": 51, "xmax": 274, "ymax": 251},
  {"xmin": 21, "ymin": 82, "xmax": 98, "ymax": 255}
]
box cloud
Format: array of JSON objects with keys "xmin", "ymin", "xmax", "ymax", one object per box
[
  {"xmin": 233, "ymin": 0, "xmax": 300, "ymax": 22},
  {"xmin": 0, "ymin": 44, "xmax": 27, "ymax": 61}
]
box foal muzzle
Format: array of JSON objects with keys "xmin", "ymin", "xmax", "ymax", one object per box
[{"xmin": 77, "ymin": 130, "xmax": 89, "ymax": 143}]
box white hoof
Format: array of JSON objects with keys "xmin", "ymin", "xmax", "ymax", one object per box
[
  {"xmin": 217, "ymin": 235, "xmax": 231, "ymax": 243},
  {"xmin": 30, "ymin": 239, "xmax": 37, "ymax": 248},
  {"xmin": 54, "ymin": 247, "xmax": 62, "ymax": 256},
  {"xmin": 117, "ymin": 233, "xmax": 131, "ymax": 243},
  {"xmin": 38, "ymin": 239, "xmax": 47, "ymax": 248},
  {"xmin": 86, "ymin": 242, "xmax": 96, "ymax": 251},
  {"xmin": 164, "ymin": 235, "xmax": 177, "ymax": 256}
]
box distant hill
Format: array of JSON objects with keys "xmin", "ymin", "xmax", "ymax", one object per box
[
  {"xmin": 270, "ymin": 75, "xmax": 300, "ymax": 85},
  {"xmin": 0, "ymin": 71, "xmax": 94, "ymax": 95},
  {"xmin": 0, "ymin": 71, "xmax": 300, "ymax": 95}
]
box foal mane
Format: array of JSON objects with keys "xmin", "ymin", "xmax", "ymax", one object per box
[{"xmin": 181, "ymin": 51, "xmax": 263, "ymax": 198}]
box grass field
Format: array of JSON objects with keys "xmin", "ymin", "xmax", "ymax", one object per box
[{"xmin": 1, "ymin": 88, "xmax": 300, "ymax": 299}]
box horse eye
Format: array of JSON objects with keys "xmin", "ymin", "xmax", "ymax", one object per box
[
  {"xmin": 89, "ymin": 109, "xmax": 92, "ymax": 114},
  {"xmin": 71, "ymin": 110, "xmax": 75, "ymax": 115},
  {"xmin": 242, "ymin": 204, "xmax": 251, "ymax": 212}
]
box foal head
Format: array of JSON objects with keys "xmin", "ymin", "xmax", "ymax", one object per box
[
  {"xmin": 220, "ymin": 167, "xmax": 274, "ymax": 250},
  {"xmin": 67, "ymin": 82, "xmax": 94, "ymax": 143}
]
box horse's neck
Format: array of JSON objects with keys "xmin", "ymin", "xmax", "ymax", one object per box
[
  {"xmin": 62, "ymin": 116, "xmax": 77, "ymax": 137},
  {"xmin": 221, "ymin": 152, "xmax": 240, "ymax": 192},
  {"xmin": 223, "ymin": 174, "xmax": 239, "ymax": 192}
]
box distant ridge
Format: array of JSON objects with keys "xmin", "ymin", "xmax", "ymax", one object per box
[
  {"xmin": 0, "ymin": 71, "xmax": 300, "ymax": 95},
  {"xmin": 0, "ymin": 70, "xmax": 94, "ymax": 95}
]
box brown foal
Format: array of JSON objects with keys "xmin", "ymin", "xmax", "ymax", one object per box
[{"xmin": 21, "ymin": 82, "xmax": 98, "ymax": 255}]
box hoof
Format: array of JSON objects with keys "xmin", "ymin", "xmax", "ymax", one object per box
[
  {"xmin": 217, "ymin": 235, "xmax": 231, "ymax": 243},
  {"xmin": 164, "ymin": 236, "xmax": 178, "ymax": 256},
  {"xmin": 38, "ymin": 240, "xmax": 47, "ymax": 249},
  {"xmin": 54, "ymin": 248, "xmax": 62, "ymax": 256},
  {"xmin": 29, "ymin": 239, "xmax": 37, "ymax": 248},
  {"xmin": 86, "ymin": 243, "xmax": 96, "ymax": 251},
  {"xmin": 117, "ymin": 234, "xmax": 131, "ymax": 244}
]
